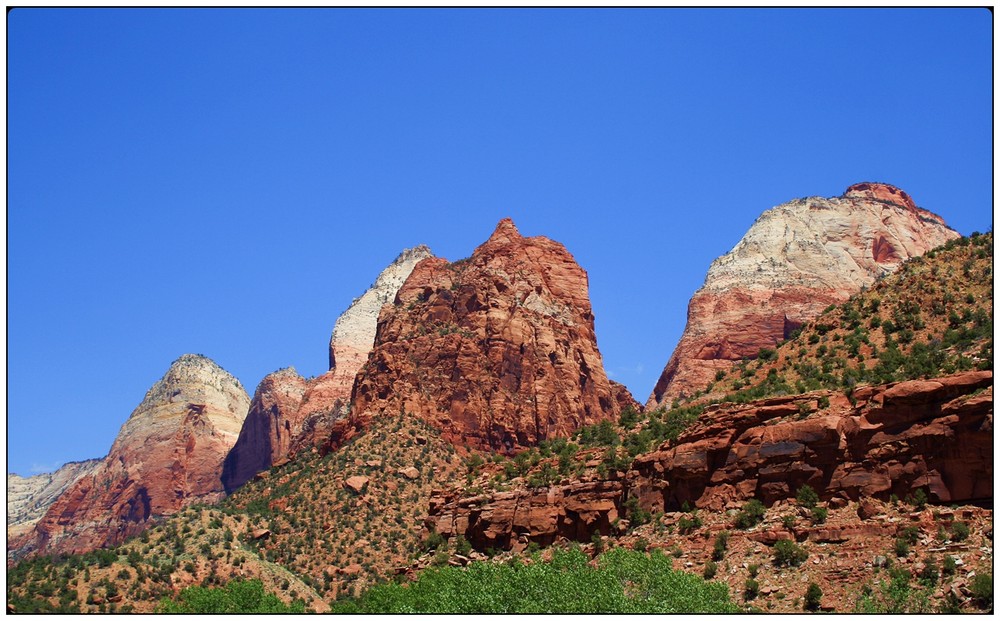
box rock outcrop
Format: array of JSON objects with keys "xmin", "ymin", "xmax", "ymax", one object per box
[
  {"xmin": 428, "ymin": 371, "xmax": 991, "ymax": 551},
  {"xmin": 13, "ymin": 355, "xmax": 250, "ymax": 558},
  {"xmin": 647, "ymin": 183, "xmax": 959, "ymax": 408},
  {"xmin": 631, "ymin": 370, "xmax": 992, "ymax": 513},
  {"xmin": 6, "ymin": 459, "xmax": 101, "ymax": 542},
  {"xmin": 349, "ymin": 218, "xmax": 627, "ymax": 451},
  {"xmin": 221, "ymin": 247, "xmax": 433, "ymax": 493},
  {"xmin": 426, "ymin": 479, "xmax": 624, "ymax": 552}
]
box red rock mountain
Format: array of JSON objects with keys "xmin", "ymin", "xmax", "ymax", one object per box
[
  {"xmin": 13, "ymin": 355, "xmax": 249, "ymax": 558},
  {"xmin": 221, "ymin": 246, "xmax": 433, "ymax": 493},
  {"xmin": 647, "ymin": 183, "xmax": 959, "ymax": 409},
  {"xmin": 348, "ymin": 218, "xmax": 633, "ymax": 452}
]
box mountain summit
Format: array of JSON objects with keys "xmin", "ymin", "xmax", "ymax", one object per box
[
  {"xmin": 647, "ymin": 183, "xmax": 959, "ymax": 409},
  {"xmin": 11, "ymin": 355, "xmax": 249, "ymax": 559},
  {"xmin": 348, "ymin": 218, "xmax": 634, "ymax": 451}
]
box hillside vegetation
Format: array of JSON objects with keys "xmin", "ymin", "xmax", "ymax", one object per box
[{"xmin": 6, "ymin": 234, "xmax": 993, "ymax": 614}]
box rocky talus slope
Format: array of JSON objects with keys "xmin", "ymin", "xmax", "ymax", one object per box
[
  {"xmin": 348, "ymin": 218, "xmax": 633, "ymax": 451},
  {"xmin": 221, "ymin": 246, "xmax": 433, "ymax": 493},
  {"xmin": 647, "ymin": 182, "xmax": 959, "ymax": 408},
  {"xmin": 6, "ymin": 459, "xmax": 101, "ymax": 541},
  {"xmin": 11, "ymin": 355, "xmax": 250, "ymax": 559}
]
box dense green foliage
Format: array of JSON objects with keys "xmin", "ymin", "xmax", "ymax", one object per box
[
  {"xmin": 854, "ymin": 568, "xmax": 930, "ymax": 613},
  {"xmin": 156, "ymin": 579, "xmax": 304, "ymax": 613},
  {"xmin": 330, "ymin": 547, "xmax": 739, "ymax": 613}
]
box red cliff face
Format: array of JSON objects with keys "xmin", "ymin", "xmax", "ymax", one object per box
[
  {"xmin": 427, "ymin": 371, "xmax": 992, "ymax": 551},
  {"xmin": 348, "ymin": 218, "xmax": 629, "ymax": 451},
  {"xmin": 221, "ymin": 369, "xmax": 309, "ymax": 494},
  {"xmin": 15, "ymin": 355, "xmax": 250, "ymax": 558},
  {"xmin": 647, "ymin": 183, "xmax": 959, "ymax": 408}
]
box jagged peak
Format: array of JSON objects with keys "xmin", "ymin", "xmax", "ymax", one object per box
[
  {"xmin": 842, "ymin": 182, "xmax": 917, "ymax": 211},
  {"xmin": 487, "ymin": 218, "xmax": 522, "ymax": 245},
  {"xmin": 391, "ymin": 244, "xmax": 434, "ymax": 266}
]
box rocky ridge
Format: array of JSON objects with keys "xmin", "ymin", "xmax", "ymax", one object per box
[
  {"xmin": 428, "ymin": 370, "xmax": 992, "ymax": 550},
  {"xmin": 6, "ymin": 459, "xmax": 102, "ymax": 542},
  {"xmin": 648, "ymin": 182, "xmax": 959, "ymax": 408},
  {"xmin": 221, "ymin": 246, "xmax": 434, "ymax": 493},
  {"xmin": 348, "ymin": 218, "xmax": 632, "ymax": 452},
  {"xmin": 11, "ymin": 354, "xmax": 250, "ymax": 559}
]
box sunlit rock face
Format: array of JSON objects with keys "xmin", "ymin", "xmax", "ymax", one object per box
[
  {"xmin": 647, "ymin": 183, "xmax": 959, "ymax": 409},
  {"xmin": 13, "ymin": 355, "xmax": 249, "ymax": 559},
  {"xmin": 348, "ymin": 218, "xmax": 632, "ymax": 452}
]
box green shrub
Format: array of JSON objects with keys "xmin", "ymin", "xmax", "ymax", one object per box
[
  {"xmin": 678, "ymin": 514, "xmax": 702, "ymax": 535},
  {"xmin": 893, "ymin": 539, "xmax": 910, "ymax": 558},
  {"xmin": 703, "ymin": 560, "xmax": 717, "ymax": 580},
  {"xmin": 949, "ymin": 521, "xmax": 970, "ymax": 542},
  {"xmin": 334, "ymin": 547, "xmax": 739, "ymax": 613},
  {"xmin": 804, "ymin": 582, "xmax": 823, "ymax": 611},
  {"xmin": 156, "ymin": 579, "xmax": 304, "ymax": 613},
  {"xmin": 971, "ymin": 574, "xmax": 993, "ymax": 611},
  {"xmin": 711, "ymin": 532, "xmax": 729, "ymax": 562},
  {"xmin": 744, "ymin": 578, "xmax": 759, "ymax": 601},
  {"xmin": 734, "ymin": 499, "xmax": 766, "ymax": 529},
  {"xmin": 810, "ymin": 506, "xmax": 828, "ymax": 524},
  {"xmin": 796, "ymin": 485, "xmax": 819, "ymax": 509},
  {"xmin": 917, "ymin": 559, "xmax": 939, "ymax": 587},
  {"xmin": 942, "ymin": 555, "xmax": 957, "ymax": 576},
  {"xmin": 773, "ymin": 539, "xmax": 808, "ymax": 567}
]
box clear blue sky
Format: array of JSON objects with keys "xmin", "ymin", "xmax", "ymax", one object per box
[{"xmin": 7, "ymin": 8, "xmax": 992, "ymax": 476}]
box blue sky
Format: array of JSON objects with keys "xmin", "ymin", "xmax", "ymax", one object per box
[{"xmin": 6, "ymin": 8, "xmax": 992, "ymax": 476}]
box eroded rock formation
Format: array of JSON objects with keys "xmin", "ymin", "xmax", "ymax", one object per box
[
  {"xmin": 350, "ymin": 218, "xmax": 628, "ymax": 451},
  {"xmin": 221, "ymin": 247, "xmax": 433, "ymax": 493},
  {"xmin": 428, "ymin": 371, "xmax": 992, "ymax": 550},
  {"xmin": 12, "ymin": 355, "xmax": 250, "ymax": 558},
  {"xmin": 6, "ymin": 459, "xmax": 101, "ymax": 542},
  {"xmin": 647, "ymin": 183, "xmax": 959, "ymax": 408}
]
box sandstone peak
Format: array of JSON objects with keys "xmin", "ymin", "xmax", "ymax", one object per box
[
  {"xmin": 843, "ymin": 181, "xmax": 915, "ymax": 210},
  {"xmin": 349, "ymin": 220, "xmax": 629, "ymax": 451},
  {"xmin": 15, "ymin": 355, "xmax": 251, "ymax": 558},
  {"xmin": 647, "ymin": 185, "xmax": 959, "ymax": 408},
  {"xmin": 486, "ymin": 217, "xmax": 522, "ymax": 245},
  {"xmin": 223, "ymin": 245, "xmax": 434, "ymax": 494},
  {"xmin": 329, "ymin": 245, "xmax": 434, "ymax": 371}
]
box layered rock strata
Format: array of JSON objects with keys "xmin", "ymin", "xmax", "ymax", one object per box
[
  {"xmin": 647, "ymin": 182, "xmax": 959, "ymax": 408},
  {"xmin": 328, "ymin": 245, "xmax": 434, "ymax": 395},
  {"xmin": 428, "ymin": 370, "xmax": 992, "ymax": 550},
  {"xmin": 13, "ymin": 355, "xmax": 250, "ymax": 558},
  {"xmin": 221, "ymin": 247, "xmax": 433, "ymax": 493},
  {"xmin": 349, "ymin": 218, "xmax": 627, "ymax": 451},
  {"xmin": 6, "ymin": 459, "xmax": 101, "ymax": 542}
]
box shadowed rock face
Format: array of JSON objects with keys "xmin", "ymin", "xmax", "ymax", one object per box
[
  {"xmin": 348, "ymin": 218, "xmax": 631, "ymax": 452},
  {"xmin": 12, "ymin": 355, "xmax": 249, "ymax": 559},
  {"xmin": 220, "ymin": 247, "xmax": 433, "ymax": 494},
  {"xmin": 647, "ymin": 183, "xmax": 959, "ymax": 409},
  {"xmin": 427, "ymin": 371, "xmax": 992, "ymax": 552}
]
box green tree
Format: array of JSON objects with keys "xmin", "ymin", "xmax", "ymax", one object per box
[{"xmin": 156, "ymin": 579, "xmax": 305, "ymax": 613}]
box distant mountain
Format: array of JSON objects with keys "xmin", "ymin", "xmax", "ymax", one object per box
[
  {"xmin": 7, "ymin": 459, "xmax": 101, "ymax": 542},
  {"xmin": 647, "ymin": 182, "xmax": 959, "ymax": 409}
]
